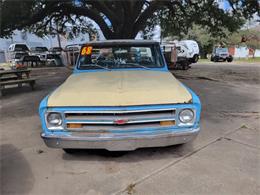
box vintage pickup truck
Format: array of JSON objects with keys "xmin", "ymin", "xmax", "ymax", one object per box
[{"xmin": 39, "ymin": 40, "xmax": 201, "ymax": 152}]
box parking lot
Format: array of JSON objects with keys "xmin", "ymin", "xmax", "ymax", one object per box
[{"xmin": 1, "ymin": 62, "xmax": 259, "ymax": 194}]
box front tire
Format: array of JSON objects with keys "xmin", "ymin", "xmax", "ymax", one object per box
[
  {"xmin": 181, "ymin": 61, "xmax": 189, "ymax": 70},
  {"xmin": 192, "ymin": 54, "xmax": 199, "ymax": 63},
  {"xmin": 182, "ymin": 65, "xmax": 189, "ymax": 70},
  {"xmin": 227, "ymin": 56, "xmax": 233, "ymax": 62}
]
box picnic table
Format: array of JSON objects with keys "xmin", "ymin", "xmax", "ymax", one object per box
[
  {"xmin": 0, "ymin": 69, "xmax": 36, "ymax": 96},
  {"xmin": 0, "ymin": 69, "xmax": 31, "ymax": 79}
]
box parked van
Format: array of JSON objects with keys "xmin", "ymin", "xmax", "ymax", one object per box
[
  {"xmin": 178, "ymin": 40, "xmax": 200, "ymax": 63},
  {"xmin": 8, "ymin": 43, "xmax": 30, "ymax": 52},
  {"xmin": 161, "ymin": 40, "xmax": 199, "ymax": 70},
  {"xmin": 7, "ymin": 43, "xmax": 30, "ymax": 62}
]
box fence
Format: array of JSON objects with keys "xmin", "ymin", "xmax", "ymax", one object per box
[
  {"xmin": 229, "ymin": 47, "xmax": 260, "ymax": 58},
  {"xmin": 0, "ymin": 51, "xmax": 6, "ymax": 63}
]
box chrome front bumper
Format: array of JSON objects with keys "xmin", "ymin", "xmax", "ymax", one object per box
[{"xmin": 41, "ymin": 127, "xmax": 200, "ymax": 151}]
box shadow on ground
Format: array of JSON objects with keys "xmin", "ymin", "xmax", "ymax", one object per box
[
  {"xmin": 61, "ymin": 142, "xmax": 195, "ymax": 162},
  {"xmin": 0, "ymin": 144, "xmax": 34, "ymax": 194}
]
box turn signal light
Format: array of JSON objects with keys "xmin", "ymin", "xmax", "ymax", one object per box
[
  {"xmin": 160, "ymin": 121, "xmax": 175, "ymax": 126},
  {"xmin": 67, "ymin": 123, "xmax": 83, "ymax": 128}
]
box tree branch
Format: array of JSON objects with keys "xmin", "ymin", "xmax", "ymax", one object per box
[
  {"xmin": 60, "ymin": 3, "xmax": 114, "ymax": 39},
  {"xmin": 21, "ymin": 2, "xmax": 59, "ymax": 27},
  {"xmin": 133, "ymin": 1, "xmax": 164, "ymax": 36},
  {"xmin": 86, "ymin": 0, "xmax": 120, "ymax": 27}
]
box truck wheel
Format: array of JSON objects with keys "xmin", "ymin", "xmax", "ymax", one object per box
[
  {"xmin": 182, "ymin": 64, "xmax": 189, "ymax": 70},
  {"xmin": 193, "ymin": 55, "xmax": 199, "ymax": 63},
  {"xmin": 213, "ymin": 57, "xmax": 218, "ymax": 62},
  {"xmin": 174, "ymin": 63, "xmax": 181, "ymax": 70},
  {"xmin": 227, "ymin": 56, "xmax": 233, "ymax": 62},
  {"xmin": 48, "ymin": 60, "xmax": 55, "ymax": 66}
]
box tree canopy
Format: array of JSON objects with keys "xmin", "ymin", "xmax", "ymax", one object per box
[{"xmin": 0, "ymin": 0, "xmax": 259, "ymax": 39}]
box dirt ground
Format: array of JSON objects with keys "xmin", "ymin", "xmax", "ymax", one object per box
[{"xmin": 0, "ymin": 62, "xmax": 259, "ymax": 195}]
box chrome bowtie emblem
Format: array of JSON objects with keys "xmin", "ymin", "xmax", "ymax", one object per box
[{"xmin": 114, "ymin": 119, "xmax": 128, "ymax": 125}]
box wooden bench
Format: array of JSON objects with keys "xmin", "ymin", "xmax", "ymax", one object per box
[
  {"xmin": 0, "ymin": 78, "xmax": 36, "ymax": 96},
  {"xmin": 0, "ymin": 69, "xmax": 31, "ymax": 79},
  {"xmin": 0, "ymin": 75, "xmax": 19, "ymax": 81}
]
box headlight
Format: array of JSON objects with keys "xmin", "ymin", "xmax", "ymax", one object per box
[
  {"xmin": 179, "ymin": 109, "xmax": 194, "ymax": 124},
  {"xmin": 46, "ymin": 112, "xmax": 63, "ymax": 129}
]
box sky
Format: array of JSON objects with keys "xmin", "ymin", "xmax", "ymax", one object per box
[{"xmin": 217, "ymin": 0, "xmax": 231, "ymax": 10}]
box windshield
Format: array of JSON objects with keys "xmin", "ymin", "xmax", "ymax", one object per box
[
  {"xmin": 14, "ymin": 44, "xmax": 29, "ymax": 51},
  {"xmin": 77, "ymin": 44, "xmax": 164, "ymax": 70},
  {"xmin": 34, "ymin": 47, "xmax": 48, "ymax": 52},
  {"xmin": 216, "ymin": 48, "xmax": 228, "ymax": 54}
]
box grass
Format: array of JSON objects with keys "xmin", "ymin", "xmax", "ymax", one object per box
[
  {"xmin": 199, "ymin": 57, "xmax": 260, "ymax": 63},
  {"xmin": 233, "ymin": 57, "xmax": 260, "ymax": 63},
  {"xmin": 198, "ymin": 58, "xmax": 210, "ymax": 62}
]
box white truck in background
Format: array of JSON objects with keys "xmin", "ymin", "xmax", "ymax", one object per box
[
  {"xmin": 179, "ymin": 40, "xmax": 200, "ymax": 63},
  {"xmin": 161, "ymin": 40, "xmax": 200, "ymax": 70},
  {"xmin": 7, "ymin": 43, "xmax": 30, "ymax": 63}
]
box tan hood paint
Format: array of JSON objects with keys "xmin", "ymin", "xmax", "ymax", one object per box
[{"xmin": 47, "ymin": 71, "xmax": 192, "ymax": 107}]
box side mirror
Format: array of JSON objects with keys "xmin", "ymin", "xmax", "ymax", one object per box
[{"xmin": 170, "ymin": 46, "xmax": 177, "ymax": 63}]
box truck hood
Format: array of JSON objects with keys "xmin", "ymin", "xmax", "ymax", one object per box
[{"xmin": 47, "ymin": 70, "xmax": 192, "ymax": 107}]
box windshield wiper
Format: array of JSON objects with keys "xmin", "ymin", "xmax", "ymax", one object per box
[
  {"xmin": 82, "ymin": 63, "xmax": 111, "ymax": 71},
  {"xmin": 121, "ymin": 63, "xmax": 151, "ymax": 70}
]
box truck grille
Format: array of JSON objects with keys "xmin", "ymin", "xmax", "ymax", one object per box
[{"xmin": 64, "ymin": 108, "xmax": 176, "ymax": 131}]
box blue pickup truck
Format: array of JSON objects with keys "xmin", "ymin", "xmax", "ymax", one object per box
[{"xmin": 39, "ymin": 40, "xmax": 201, "ymax": 152}]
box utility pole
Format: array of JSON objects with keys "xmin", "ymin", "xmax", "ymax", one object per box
[
  {"xmin": 57, "ymin": 33, "xmax": 61, "ymax": 48},
  {"xmin": 56, "ymin": 23, "xmax": 62, "ymax": 48}
]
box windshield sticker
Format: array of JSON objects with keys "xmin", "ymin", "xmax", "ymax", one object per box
[{"xmin": 81, "ymin": 46, "xmax": 93, "ymax": 55}]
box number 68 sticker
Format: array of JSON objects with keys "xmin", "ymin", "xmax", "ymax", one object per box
[{"xmin": 81, "ymin": 46, "xmax": 92, "ymax": 55}]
